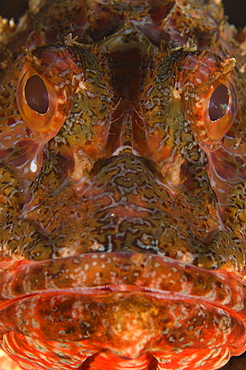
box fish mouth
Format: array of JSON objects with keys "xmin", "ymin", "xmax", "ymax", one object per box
[{"xmin": 0, "ymin": 252, "xmax": 245, "ymax": 359}]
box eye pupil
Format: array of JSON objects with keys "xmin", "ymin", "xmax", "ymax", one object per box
[
  {"xmin": 208, "ymin": 83, "xmax": 229, "ymax": 121},
  {"xmin": 25, "ymin": 75, "xmax": 49, "ymax": 114}
]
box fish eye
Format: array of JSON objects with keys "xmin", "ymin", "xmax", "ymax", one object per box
[
  {"xmin": 24, "ymin": 74, "xmax": 49, "ymax": 114},
  {"xmin": 208, "ymin": 83, "xmax": 229, "ymax": 121},
  {"xmin": 16, "ymin": 45, "xmax": 82, "ymax": 140},
  {"xmin": 16, "ymin": 61, "xmax": 60, "ymax": 136},
  {"xmin": 205, "ymin": 79, "xmax": 238, "ymax": 141},
  {"xmin": 179, "ymin": 52, "xmax": 238, "ymax": 147}
]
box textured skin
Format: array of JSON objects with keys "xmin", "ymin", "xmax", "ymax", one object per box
[{"xmin": 0, "ymin": 0, "xmax": 246, "ymax": 369}]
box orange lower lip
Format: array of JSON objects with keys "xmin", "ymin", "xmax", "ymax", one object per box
[{"xmin": 0, "ymin": 252, "xmax": 245, "ymax": 362}]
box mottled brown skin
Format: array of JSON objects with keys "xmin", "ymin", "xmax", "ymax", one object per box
[{"xmin": 0, "ymin": 1, "xmax": 246, "ymax": 369}]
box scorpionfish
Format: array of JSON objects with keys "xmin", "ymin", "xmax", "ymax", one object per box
[{"xmin": 0, "ymin": 1, "xmax": 246, "ymax": 369}]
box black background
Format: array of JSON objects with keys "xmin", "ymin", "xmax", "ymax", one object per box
[{"xmin": 0, "ymin": 0, "xmax": 246, "ymax": 30}]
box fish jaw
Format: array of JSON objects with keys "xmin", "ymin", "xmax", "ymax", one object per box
[{"xmin": 0, "ymin": 253, "xmax": 245, "ymax": 369}]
